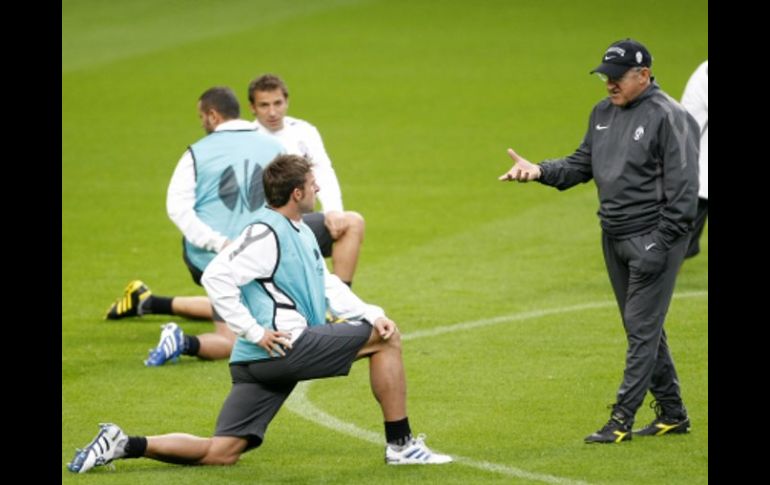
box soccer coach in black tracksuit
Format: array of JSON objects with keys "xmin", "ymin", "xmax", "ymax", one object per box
[{"xmin": 498, "ymin": 39, "xmax": 700, "ymax": 444}]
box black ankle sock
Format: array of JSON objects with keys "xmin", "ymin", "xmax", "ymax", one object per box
[
  {"xmin": 124, "ymin": 436, "xmax": 147, "ymax": 458},
  {"xmin": 146, "ymin": 296, "xmax": 174, "ymax": 315},
  {"xmin": 385, "ymin": 417, "xmax": 412, "ymax": 447},
  {"xmin": 343, "ymin": 280, "xmax": 352, "ymax": 288},
  {"xmin": 182, "ymin": 335, "xmax": 200, "ymax": 356}
]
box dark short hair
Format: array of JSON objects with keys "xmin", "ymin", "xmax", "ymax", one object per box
[
  {"xmin": 247, "ymin": 74, "xmax": 289, "ymax": 104},
  {"xmin": 198, "ymin": 86, "xmax": 240, "ymax": 119},
  {"xmin": 263, "ymin": 154, "xmax": 312, "ymax": 207}
]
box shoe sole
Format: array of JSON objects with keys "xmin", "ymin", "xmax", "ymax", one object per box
[
  {"xmin": 584, "ymin": 437, "xmax": 632, "ymax": 444},
  {"xmin": 634, "ymin": 426, "xmax": 691, "ymax": 437},
  {"xmin": 386, "ymin": 459, "xmax": 453, "ymax": 465}
]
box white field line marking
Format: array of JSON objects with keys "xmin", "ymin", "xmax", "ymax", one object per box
[
  {"xmin": 287, "ymin": 382, "xmax": 588, "ymax": 484},
  {"xmin": 403, "ymin": 290, "xmax": 707, "ymax": 342},
  {"xmin": 286, "ymin": 290, "xmax": 706, "ymax": 483}
]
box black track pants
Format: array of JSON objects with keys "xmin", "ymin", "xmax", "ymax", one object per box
[{"xmin": 601, "ymin": 231, "xmax": 688, "ymax": 421}]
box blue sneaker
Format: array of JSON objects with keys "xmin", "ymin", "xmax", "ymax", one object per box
[
  {"xmin": 144, "ymin": 322, "xmax": 185, "ymax": 366},
  {"xmin": 67, "ymin": 423, "xmax": 127, "ymax": 473}
]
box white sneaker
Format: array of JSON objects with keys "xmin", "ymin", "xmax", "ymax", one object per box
[
  {"xmin": 67, "ymin": 423, "xmax": 128, "ymax": 473},
  {"xmin": 385, "ymin": 434, "xmax": 453, "ymax": 465}
]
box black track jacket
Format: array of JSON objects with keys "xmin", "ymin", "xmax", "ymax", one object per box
[{"xmin": 538, "ymin": 82, "xmax": 700, "ymax": 249}]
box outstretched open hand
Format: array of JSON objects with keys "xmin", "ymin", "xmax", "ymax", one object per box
[{"xmin": 498, "ymin": 148, "xmax": 541, "ymax": 182}]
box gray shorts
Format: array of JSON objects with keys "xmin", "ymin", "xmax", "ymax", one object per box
[
  {"xmin": 214, "ymin": 321, "xmax": 372, "ymax": 450},
  {"xmin": 302, "ymin": 212, "xmax": 333, "ymax": 257}
]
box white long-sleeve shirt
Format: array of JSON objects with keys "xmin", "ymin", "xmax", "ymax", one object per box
[
  {"xmin": 681, "ymin": 60, "xmax": 708, "ymax": 200},
  {"xmin": 201, "ymin": 220, "xmax": 384, "ymax": 345},
  {"xmin": 166, "ymin": 119, "xmax": 257, "ymax": 253},
  {"xmin": 253, "ymin": 116, "xmax": 344, "ymax": 213}
]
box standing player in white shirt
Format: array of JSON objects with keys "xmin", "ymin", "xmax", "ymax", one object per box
[
  {"xmin": 681, "ymin": 60, "xmax": 708, "ymax": 259},
  {"xmin": 247, "ymin": 74, "xmax": 364, "ymax": 285}
]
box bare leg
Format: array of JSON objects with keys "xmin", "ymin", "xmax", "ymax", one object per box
[
  {"xmin": 357, "ymin": 328, "xmax": 406, "ymax": 421},
  {"xmin": 145, "ymin": 434, "xmax": 247, "ymax": 466},
  {"xmin": 331, "ymin": 211, "xmax": 365, "ymax": 284},
  {"xmin": 194, "ymin": 320, "xmax": 236, "ymax": 360},
  {"xmin": 171, "ymin": 296, "xmax": 214, "ymax": 320}
]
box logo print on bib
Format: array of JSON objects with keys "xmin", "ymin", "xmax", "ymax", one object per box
[{"xmin": 219, "ymin": 160, "xmax": 265, "ymax": 212}]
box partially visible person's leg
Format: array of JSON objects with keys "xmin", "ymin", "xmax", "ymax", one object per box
[
  {"xmin": 134, "ymin": 294, "xmax": 213, "ymax": 320},
  {"xmin": 684, "ymin": 198, "xmax": 708, "ymax": 259},
  {"xmin": 331, "ymin": 211, "xmax": 365, "ymax": 285},
  {"xmin": 67, "ymin": 370, "xmax": 286, "ymax": 473},
  {"xmin": 585, "ymin": 233, "xmax": 633, "ymax": 444},
  {"xmin": 303, "ymin": 211, "xmax": 365, "ymax": 286},
  {"xmin": 146, "ymin": 307, "xmax": 236, "ymax": 366},
  {"xmin": 355, "ymin": 326, "xmax": 451, "ymax": 464},
  {"xmin": 357, "ymin": 327, "xmax": 406, "ymax": 421},
  {"xmin": 647, "ymin": 329, "xmax": 686, "ymax": 413},
  {"xmin": 631, "ymin": 237, "xmax": 691, "ymax": 437},
  {"xmin": 189, "ymin": 319, "xmax": 236, "ymax": 360},
  {"xmin": 615, "ymin": 234, "xmax": 688, "ymax": 419},
  {"xmin": 170, "ymin": 296, "xmax": 214, "ymax": 319},
  {"xmin": 633, "ymin": 327, "xmax": 691, "ymax": 437},
  {"xmin": 66, "ymin": 423, "xmax": 248, "ymax": 474},
  {"xmin": 145, "ymin": 434, "xmax": 246, "ymax": 465},
  {"xmin": 602, "ymin": 232, "xmax": 630, "ymax": 316},
  {"xmin": 105, "ymin": 283, "xmax": 214, "ymax": 321}
]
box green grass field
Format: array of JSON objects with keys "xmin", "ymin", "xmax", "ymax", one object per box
[{"xmin": 62, "ymin": 1, "xmax": 708, "ymax": 483}]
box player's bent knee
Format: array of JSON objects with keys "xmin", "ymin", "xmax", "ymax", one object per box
[
  {"xmin": 345, "ymin": 211, "xmax": 365, "ymax": 233},
  {"xmin": 370, "ymin": 327, "xmax": 401, "ymax": 351},
  {"xmin": 386, "ymin": 329, "xmax": 402, "ymax": 349},
  {"xmin": 359, "ymin": 327, "xmax": 401, "ymax": 357}
]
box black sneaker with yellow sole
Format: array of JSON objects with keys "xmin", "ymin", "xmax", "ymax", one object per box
[
  {"xmin": 585, "ymin": 413, "xmax": 632, "ymax": 444},
  {"xmin": 634, "ymin": 399, "xmax": 691, "ymax": 437},
  {"xmin": 634, "ymin": 415, "xmax": 691, "ymax": 436}
]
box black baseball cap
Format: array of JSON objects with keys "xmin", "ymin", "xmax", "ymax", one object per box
[{"xmin": 590, "ymin": 39, "xmax": 652, "ymax": 79}]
